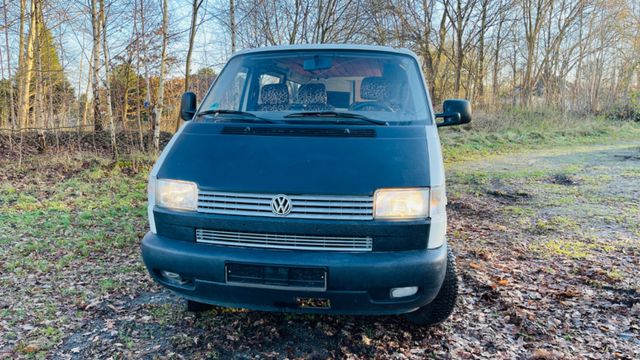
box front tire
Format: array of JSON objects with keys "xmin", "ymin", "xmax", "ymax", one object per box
[{"xmin": 405, "ymin": 247, "xmax": 458, "ymax": 326}]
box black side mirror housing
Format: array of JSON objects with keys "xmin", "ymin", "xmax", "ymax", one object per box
[
  {"xmin": 435, "ymin": 99, "xmax": 472, "ymax": 127},
  {"xmin": 180, "ymin": 92, "xmax": 197, "ymax": 121}
]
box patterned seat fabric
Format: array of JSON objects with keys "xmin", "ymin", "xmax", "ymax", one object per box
[
  {"xmin": 297, "ymin": 84, "xmax": 334, "ymax": 111},
  {"xmin": 259, "ymin": 83, "xmax": 289, "ymax": 111},
  {"xmin": 354, "ymin": 77, "xmax": 399, "ymax": 111},
  {"xmin": 361, "ymin": 77, "xmax": 391, "ymax": 101}
]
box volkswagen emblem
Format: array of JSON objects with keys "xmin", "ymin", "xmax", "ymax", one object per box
[{"xmin": 271, "ymin": 194, "xmax": 292, "ymax": 216}]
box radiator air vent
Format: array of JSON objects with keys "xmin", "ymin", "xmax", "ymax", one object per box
[{"xmin": 222, "ymin": 126, "xmax": 376, "ymax": 138}]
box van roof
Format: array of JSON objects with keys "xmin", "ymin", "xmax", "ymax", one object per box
[{"xmin": 232, "ymin": 44, "xmax": 418, "ymax": 59}]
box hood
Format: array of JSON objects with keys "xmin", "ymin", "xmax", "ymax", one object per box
[{"xmin": 157, "ymin": 122, "xmax": 431, "ymax": 196}]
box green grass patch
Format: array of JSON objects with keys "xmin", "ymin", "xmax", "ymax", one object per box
[
  {"xmin": 441, "ymin": 110, "xmax": 640, "ymax": 162},
  {"xmin": 537, "ymin": 239, "xmax": 595, "ymax": 259},
  {"xmin": 531, "ymin": 216, "xmax": 580, "ymax": 235}
]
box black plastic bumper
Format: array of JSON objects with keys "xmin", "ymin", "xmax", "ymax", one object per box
[{"xmin": 141, "ymin": 232, "xmax": 448, "ymax": 315}]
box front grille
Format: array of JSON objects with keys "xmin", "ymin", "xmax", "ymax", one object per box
[
  {"xmin": 196, "ymin": 229, "xmax": 373, "ymax": 252},
  {"xmin": 198, "ymin": 191, "xmax": 373, "ymax": 220}
]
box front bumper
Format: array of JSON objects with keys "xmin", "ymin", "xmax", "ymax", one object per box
[{"xmin": 141, "ymin": 232, "xmax": 448, "ymax": 315}]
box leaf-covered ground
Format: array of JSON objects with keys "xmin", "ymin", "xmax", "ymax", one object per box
[{"xmin": 0, "ymin": 142, "xmax": 639, "ymax": 359}]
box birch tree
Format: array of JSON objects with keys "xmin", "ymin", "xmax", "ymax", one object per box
[{"xmin": 155, "ymin": 0, "xmax": 169, "ymax": 151}]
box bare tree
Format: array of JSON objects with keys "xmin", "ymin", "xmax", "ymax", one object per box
[
  {"xmin": 521, "ymin": 0, "xmax": 552, "ymax": 106},
  {"xmin": 2, "ymin": 0, "xmax": 16, "ymax": 130},
  {"xmin": 99, "ymin": 0, "xmax": 115, "ymax": 152},
  {"xmin": 155, "ymin": 0, "xmax": 169, "ymax": 151},
  {"xmin": 17, "ymin": 0, "xmax": 37, "ymax": 129},
  {"xmin": 90, "ymin": 0, "xmax": 102, "ymax": 131},
  {"xmin": 1, "ymin": 0, "xmax": 639, "ymax": 144},
  {"xmin": 184, "ymin": 0, "xmax": 203, "ymax": 93}
]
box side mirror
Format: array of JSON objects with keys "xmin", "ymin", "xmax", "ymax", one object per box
[
  {"xmin": 435, "ymin": 99, "xmax": 472, "ymax": 127},
  {"xmin": 180, "ymin": 92, "xmax": 197, "ymax": 121}
]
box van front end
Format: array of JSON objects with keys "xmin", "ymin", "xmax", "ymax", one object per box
[
  {"xmin": 141, "ymin": 209, "xmax": 448, "ymax": 315},
  {"xmin": 141, "ymin": 45, "xmax": 470, "ymax": 325}
]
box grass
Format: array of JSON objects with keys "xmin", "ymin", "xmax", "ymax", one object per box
[
  {"xmin": 0, "ymin": 154, "xmax": 153, "ymax": 355},
  {"xmin": 537, "ymin": 239, "xmax": 610, "ymax": 259},
  {"xmin": 446, "ymin": 121, "xmax": 639, "ymax": 263},
  {"xmin": 440, "ymin": 109, "xmax": 640, "ymax": 162}
]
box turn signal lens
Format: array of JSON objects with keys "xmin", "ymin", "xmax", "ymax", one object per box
[{"xmin": 429, "ymin": 186, "xmax": 447, "ymax": 217}]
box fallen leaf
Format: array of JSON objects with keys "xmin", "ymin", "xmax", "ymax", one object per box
[
  {"xmin": 361, "ymin": 334, "xmax": 372, "ymax": 346},
  {"xmin": 22, "ymin": 344, "xmax": 40, "ymax": 353}
]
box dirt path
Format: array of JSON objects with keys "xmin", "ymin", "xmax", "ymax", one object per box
[{"xmin": 1, "ymin": 142, "xmax": 639, "ymax": 359}]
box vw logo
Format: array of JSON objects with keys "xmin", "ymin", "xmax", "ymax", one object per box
[{"xmin": 271, "ymin": 194, "xmax": 292, "ymax": 216}]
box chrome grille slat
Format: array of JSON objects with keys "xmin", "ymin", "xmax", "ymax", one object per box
[
  {"xmin": 196, "ymin": 229, "xmax": 372, "ymax": 251},
  {"xmin": 198, "ymin": 191, "xmax": 374, "ymax": 220},
  {"xmin": 197, "ymin": 202, "xmax": 271, "ymax": 211},
  {"xmin": 199, "ymin": 198, "xmax": 271, "ymax": 205}
]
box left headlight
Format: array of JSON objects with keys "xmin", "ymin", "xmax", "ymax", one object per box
[
  {"xmin": 156, "ymin": 179, "xmax": 198, "ymax": 211},
  {"xmin": 374, "ymin": 188, "xmax": 429, "ymax": 220}
]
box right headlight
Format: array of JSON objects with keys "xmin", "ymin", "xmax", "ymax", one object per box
[
  {"xmin": 374, "ymin": 188, "xmax": 429, "ymax": 220},
  {"xmin": 373, "ymin": 187, "xmax": 446, "ymax": 220},
  {"xmin": 156, "ymin": 179, "xmax": 198, "ymax": 211}
]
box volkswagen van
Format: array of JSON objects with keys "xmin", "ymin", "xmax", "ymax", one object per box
[{"xmin": 141, "ymin": 44, "xmax": 471, "ymax": 325}]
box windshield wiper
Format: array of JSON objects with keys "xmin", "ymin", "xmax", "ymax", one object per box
[
  {"xmin": 196, "ymin": 109, "xmax": 275, "ymax": 124},
  {"xmin": 284, "ymin": 111, "xmax": 388, "ymax": 126}
]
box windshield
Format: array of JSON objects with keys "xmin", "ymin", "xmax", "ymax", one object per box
[{"xmin": 199, "ymin": 50, "xmax": 431, "ymax": 124}]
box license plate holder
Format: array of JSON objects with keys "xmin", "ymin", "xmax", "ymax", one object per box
[{"xmin": 225, "ymin": 262, "xmax": 327, "ymax": 291}]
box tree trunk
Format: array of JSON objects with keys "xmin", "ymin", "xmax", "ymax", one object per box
[
  {"xmin": 81, "ymin": 47, "xmax": 93, "ymax": 129},
  {"xmin": 184, "ymin": 0, "xmax": 201, "ymax": 93},
  {"xmin": 2, "ymin": 0, "xmax": 16, "ymax": 129},
  {"xmin": 122, "ymin": 59, "xmax": 132, "ymax": 130},
  {"xmin": 16, "ymin": 0, "xmax": 26, "ymax": 129},
  {"xmin": 17, "ymin": 0, "xmax": 37, "ymax": 129},
  {"xmin": 492, "ymin": 10, "xmax": 505, "ymax": 107},
  {"xmin": 99, "ymin": 0, "xmax": 116, "ymax": 153},
  {"xmin": 155, "ymin": 0, "xmax": 169, "ymax": 151},
  {"xmin": 134, "ymin": 0, "xmax": 144, "ymax": 150},
  {"xmin": 76, "ymin": 34, "xmax": 85, "ymax": 127},
  {"xmin": 475, "ymin": 0, "xmax": 488, "ymax": 105},
  {"xmin": 230, "ymin": 0, "xmax": 236, "ymax": 52},
  {"xmin": 90, "ymin": 0, "xmax": 102, "ymax": 131},
  {"xmin": 139, "ymin": 0, "xmax": 153, "ymax": 146},
  {"xmin": 180, "ymin": 0, "xmax": 202, "ymax": 131}
]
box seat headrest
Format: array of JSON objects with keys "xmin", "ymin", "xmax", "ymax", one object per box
[
  {"xmin": 261, "ymin": 84, "xmax": 289, "ymax": 105},
  {"xmin": 361, "ymin": 77, "xmax": 391, "ymax": 101},
  {"xmin": 298, "ymin": 83, "xmax": 327, "ymax": 104}
]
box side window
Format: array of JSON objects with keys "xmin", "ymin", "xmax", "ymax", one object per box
[
  {"xmin": 260, "ymin": 74, "xmax": 281, "ymax": 87},
  {"xmin": 213, "ymin": 69, "xmax": 247, "ymax": 111}
]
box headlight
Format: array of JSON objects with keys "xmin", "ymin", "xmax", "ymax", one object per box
[
  {"xmin": 156, "ymin": 179, "xmax": 198, "ymax": 211},
  {"xmin": 374, "ymin": 188, "xmax": 429, "ymax": 220}
]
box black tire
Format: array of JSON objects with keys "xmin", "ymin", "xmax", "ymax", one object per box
[
  {"xmin": 405, "ymin": 247, "xmax": 458, "ymax": 326},
  {"xmin": 186, "ymin": 299, "xmax": 215, "ymax": 313}
]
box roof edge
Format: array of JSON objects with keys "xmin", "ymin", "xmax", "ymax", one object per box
[{"xmin": 231, "ymin": 44, "xmax": 418, "ymax": 59}]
